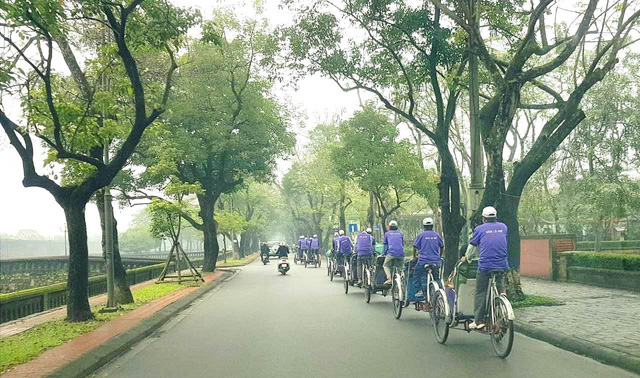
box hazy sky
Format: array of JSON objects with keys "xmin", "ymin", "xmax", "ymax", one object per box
[{"xmin": 0, "ymin": 0, "xmax": 364, "ymax": 238}]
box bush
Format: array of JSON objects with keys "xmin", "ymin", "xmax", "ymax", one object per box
[
  {"xmin": 576, "ymin": 240, "xmax": 640, "ymax": 251},
  {"xmin": 570, "ymin": 252, "xmax": 640, "ymax": 271}
]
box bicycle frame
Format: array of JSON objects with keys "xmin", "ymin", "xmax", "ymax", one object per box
[{"xmin": 484, "ymin": 273, "xmax": 515, "ymax": 326}]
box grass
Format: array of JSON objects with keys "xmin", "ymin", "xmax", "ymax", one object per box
[
  {"xmin": 511, "ymin": 294, "xmax": 562, "ymax": 309},
  {"xmin": 217, "ymin": 253, "xmax": 258, "ymax": 267},
  {"xmin": 0, "ymin": 281, "xmax": 198, "ymax": 374}
]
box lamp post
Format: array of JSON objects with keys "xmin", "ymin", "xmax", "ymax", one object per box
[
  {"xmin": 468, "ymin": 0, "xmax": 485, "ymax": 223},
  {"xmin": 104, "ymin": 141, "xmax": 116, "ymax": 309}
]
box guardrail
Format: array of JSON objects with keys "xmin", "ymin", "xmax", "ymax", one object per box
[
  {"xmin": 0, "ymin": 256, "xmax": 164, "ymax": 274},
  {"xmin": 0, "ymin": 259, "xmax": 203, "ymax": 324},
  {"xmin": 120, "ymin": 251, "xmax": 205, "ymax": 260}
]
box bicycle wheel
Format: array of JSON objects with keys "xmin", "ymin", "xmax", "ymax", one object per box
[
  {"xmin": 431, "ymin": 290, "xmax": 449, "ymax": 344},
  {"xmin": 344, "ymin": 272, "xmax": 349, "ymax": 294},
  {"xmin": 330, "ymin": 266, "xmax": 334, "ymax": 281},
  {"xmin": 392, "ymin": 275, "xmax": 403, "ymax": 319},
  {"xmin": 490, "ymin": 296, "xmax": 515, "ymax": 358},
  {"xmin": 403, "ymin": 274, "xmax": 410, "ymax": 308}
]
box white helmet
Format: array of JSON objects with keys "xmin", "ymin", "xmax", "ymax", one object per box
[
  {"xmin": 389, "ymin": 220, "xmax": 398, "ymax": 227},
  {"xmin": 339, "ymin": 230, "xmax": 345, "ymax": 236},
  {"xmin": 299, "ymin": 235, "xmax": 304, "ymax": 239},
  {"xmin": 334, "ymin": 232, "xmax": 339, "ymax": 237},
  {"xmin": 482, "ymin": 206, "xmax": 497, "ymax": 218},
  {"xmin": 366, "ymin": 227, "xmax": 372, "ymax": 233},
  {"xmin": 313, "ymin": 234, "xmax": 317, "ymax": 238},
  {"xmin": 280, "ymin": 241, "xmax": 285, "ymax": 246},
  {"xmin": 423, "ymin": 217, "xmax": 433, "ymax": 226}
]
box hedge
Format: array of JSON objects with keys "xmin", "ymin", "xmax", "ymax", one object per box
[
  {"xmin": 570, "ymin": 252, "xmax": 640, "ymax": 272},
  {"xmin": 576, "ymin": 240, "xmax": 640, "ymax": 250}
]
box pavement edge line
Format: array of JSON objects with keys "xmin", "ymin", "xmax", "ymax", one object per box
[
  {"xmin": 515, "ymin": 320, "xmax": 640, "ymax": 375},
  {"xmin": 44, "ymin": 270, "xmax": 236, "ymax": 378}
]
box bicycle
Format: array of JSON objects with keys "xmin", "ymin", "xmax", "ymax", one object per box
[{"xmin": 438, "ymin": 262, "xmax": 515, "ymax": 358}]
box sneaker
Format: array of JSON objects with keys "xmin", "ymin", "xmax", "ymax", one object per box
[
  {"xmin": 469, "ymin": 321, "xmax": 485, "ymax": 330},
  {"xmin": 357, "ymin": 280, "xmax": 362, "ymax": 286}
]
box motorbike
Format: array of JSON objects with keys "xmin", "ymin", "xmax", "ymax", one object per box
[
  {"xmin": 278, "ymin": 257, "xmax": 290, "ymax": 275},
  {"xmin": 261, "ymin": 253, "xmax": 270, "ymax": 265}
]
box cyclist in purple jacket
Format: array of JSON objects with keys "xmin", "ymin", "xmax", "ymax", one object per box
[
  {"xmin": 412, "ymin": 217, "xmax": 444, "ymax": 297},
  {"xmin": 355, "ymin": 227, "xmax": 376, "ymax": 285},
  {"xmin": 298, "ymin": 235, "xmax": 307, "ymax": 260},
  {"xmin": 336, "ymin": 230, "xmax": 352, "ymax": 266},
  {"xmin": 310, "ymin": 234, "xmax": 320, "ymax": 260},
  {"xmin": 460, "ymin": 206, "xmax": 508, "ymax": 330},
  {"xmin": 382, "ymin": 220, "xmax": 404, "ymax": 285}
]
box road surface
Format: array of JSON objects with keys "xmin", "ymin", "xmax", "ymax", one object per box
[{"xmin": 96, "ymin": 259, "xmax": 637, "ymax": 378}]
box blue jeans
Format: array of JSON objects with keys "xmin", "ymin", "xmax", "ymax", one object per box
[{"xmin": 412, "ymin": 263, "xmax": 442, "ymax": 294}]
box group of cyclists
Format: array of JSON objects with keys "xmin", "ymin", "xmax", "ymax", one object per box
[
  {"xmin": 326, "ymin": 205, "xmax": 508, "ymax": 331},
  {"xmin": 260, "ymin": 205, "xmax": 509, "ymax": 332}
]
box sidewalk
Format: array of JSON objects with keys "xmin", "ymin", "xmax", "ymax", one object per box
[
  {"xmin": 1, "ymin": 271, "xmax": 229, "ymax": 378},
  {"xmin": 517, "ymin": 277, "xmax": 640, "ymax": 372}
]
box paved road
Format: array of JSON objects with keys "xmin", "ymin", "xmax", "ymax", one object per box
[{"xmin": 96, "ymin": 260, "xmax": 637, "ymax": 378}]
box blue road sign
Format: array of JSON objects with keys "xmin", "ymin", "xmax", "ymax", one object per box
[{"xmin": 348, "ymin": 223, "xmax": 358, "ymax": 233}]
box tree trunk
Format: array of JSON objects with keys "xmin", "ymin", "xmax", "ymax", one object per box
[
  {"xmin": 239, "ymin": 231, "xmax": 249, "ymax": 258},
  {"xmin": 339, "ymin": 204, "xmax": 347, "ymax": 232},
  {"xmin": 437, "ymin": 146, "xmax": 466, "ymax": 276},
  {"xmin": 368, "ymin": 191, "xmax": 375, "ymax": 229},
  {"xmin": 197, "ymin": 192, "xmax": 220, "ymax": 272},
  {"xmin": 96, "ymin": 191, "xmax": 133, "ymax": 305},
  {"xmin": 63, "ymin": 201, "xmax": 94, "ymax": 322}
]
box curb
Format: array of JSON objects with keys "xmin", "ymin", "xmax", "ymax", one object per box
[
  {"xmin": 516, "ymin": 320, "xmax": 640, "ymax": 375},
  {"xmin": 217, "ymin": 253, "xmax": 260, "ymax": 268},
  {"xmin": 45, "ymin": 270, "xmax": 237, "ymax": 378}
]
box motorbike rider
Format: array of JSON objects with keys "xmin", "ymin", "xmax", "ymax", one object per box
[
  {"xmin": 336, "ymin": 230, "xmax": 352, "ymax": 267},
  {"xmin": 355, "ymin": 227, "xmax": 376, "ymax": 286},
  {"xmin": 412, "ymin": 217, "xmax": 444, "ymax": 299},
  {"xmin": 460, "ymin": 206, "xmax": 508, "ymax": 330},
  {"xmin": 310, "ymin": 234, "xmax": 320, "ymax": 261},
  {"xmin": 276, "ymin": 242, "xmax": 289, "ymax": 258},
  {"xmin": 260, "ymin": 242, "xmax": 270, "ymax": 262},
  {"xmin": 382, "ymin": 220, "xmax": 404, "ymax": 285}
]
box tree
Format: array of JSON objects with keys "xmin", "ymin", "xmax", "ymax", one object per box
[
  {"xmin": 285, "ymin": 0, "xmax": 468, "ymax": 274},
  {"xmin": 432, "ymin": 0, "xmax": 640, "ymax": 295},
  {"xmin": 119, "ymin": 210, "xmax": 161, "ymax": 253},
  {"xmin": 0, "ymin": 1, "xmax": 195, "ymax": 321},
  {"xmin": 142, "ymin": 14, "xmax": 294, "ymax": 271},
  {"xmin": 332, "ymin": 106, "xmax": 423, "ymax": 228},
  {"xmin": 222, "ymin": 181, "xmax": 280, "ymax": 257}
]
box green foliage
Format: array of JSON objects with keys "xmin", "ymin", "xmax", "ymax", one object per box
[
  {"xmin": 570, "ymin": 252, "xmax": 640, "ymax": 272},
  {"xmin": 140, "ymin": 13, "xmax": 294, "ymax": 238},
  {"xmin": 119, "ymin": 210, "xmax": 161, "ymax": 253},
  {"xmin": 284, "ymin": 1, "xmax": 465, "ymax": 90},
  {"xmin": 215, "ymin": 210, "xmax": 249, "ymax": 235},
  {"xmin": 332, "ymin": 106, "xmax": 426, "ymax": 220}
]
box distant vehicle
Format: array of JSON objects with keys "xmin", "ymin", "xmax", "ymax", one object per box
[
  {"xmin": 278, "ymin": 257, "xmax": 290, "ymax": 275},
  {"xmin": 266, "ymin": 241, "xmax": 284, "ymax": 257}
]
